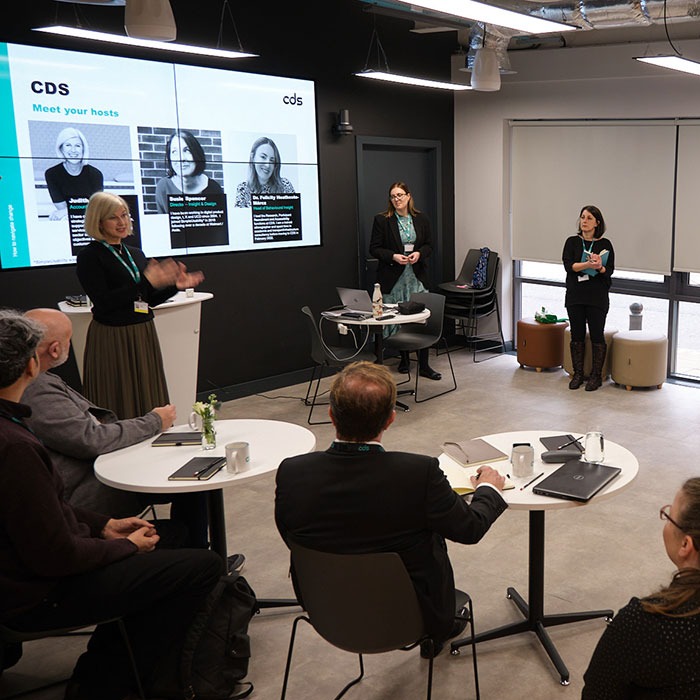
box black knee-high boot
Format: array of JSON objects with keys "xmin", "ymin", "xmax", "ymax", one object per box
[{"xmin": 569, "ymin": 341, "xmax": 585, "ymax": 390}]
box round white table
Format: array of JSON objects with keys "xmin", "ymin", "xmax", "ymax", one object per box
[
  {"xmin": 438, "ymin": 430, "xmax": 638, "ymax": 685},
  {"xmin": 95, "ymin": 419, "xmax": 316, "ymax": 561},
  {"xmin": 322, "ymin": 306, "xmax": 431, "ymax": 410}
]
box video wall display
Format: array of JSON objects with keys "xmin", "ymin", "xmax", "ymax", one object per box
[{"xmin": 0, "ymin": 42, "xmax": 321, "ymax": 270}]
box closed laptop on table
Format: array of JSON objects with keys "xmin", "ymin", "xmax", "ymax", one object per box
[{"xmin": 533, "ymin": 460, "xmax": 621, "ymax": 502}]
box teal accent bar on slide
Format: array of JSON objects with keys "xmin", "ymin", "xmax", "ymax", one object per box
[{"xmin": 0, "ymin": 43, "xmax": 30, "ymax": 269}]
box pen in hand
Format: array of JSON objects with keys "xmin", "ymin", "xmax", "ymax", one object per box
[{"xmin": 520, "ymin": 472, "xmax": 544, "ymax": 491}]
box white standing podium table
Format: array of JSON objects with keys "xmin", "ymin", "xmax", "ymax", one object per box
[
  {"xmin": 439, "ymin": 430, "xmax": 638, "ymax": 685},
  {"xmin": 59, "ymin": 291, "xmax": 213, "ymax": 420}
]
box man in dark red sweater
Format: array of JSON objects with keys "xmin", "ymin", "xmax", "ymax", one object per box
[{"xmin": 0, "ymin": 309, "xmax": 223, "ymax": 700}]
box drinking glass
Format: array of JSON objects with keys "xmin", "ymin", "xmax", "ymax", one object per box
[{"xmin": 583, "ymin": 429, "xmax": 605, "ymax": 463}]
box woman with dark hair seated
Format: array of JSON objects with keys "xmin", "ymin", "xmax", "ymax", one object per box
[{"xmin": 582, "ymin": 477, "xmax": 700, "ymax": 699}]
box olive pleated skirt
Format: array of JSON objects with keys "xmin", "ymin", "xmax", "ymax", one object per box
[{"xmin": 83, "ymin": 318, "xmax": 169, "ymax": 420}]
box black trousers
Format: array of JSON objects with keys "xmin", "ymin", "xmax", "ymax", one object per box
[
  {"xmin": 567, "ymin": 304, "xmax": 608, "ymax": 344},
  {"xmin": 6, "ymin": 548, "xmax": 223, "ymax": 700}
]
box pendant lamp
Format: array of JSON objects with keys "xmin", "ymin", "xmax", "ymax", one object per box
[{"xmin": 471, "ymin": 47, "xmax": 501, "ymax": 91}]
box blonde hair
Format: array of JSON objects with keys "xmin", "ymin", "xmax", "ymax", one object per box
[
  {"xmin": 84, "ymin": 191, "xmax": 132, "ymax": 242},
  {"xmin": 55, "ymin": 127, "xmax": 89, "ymax": 162}
]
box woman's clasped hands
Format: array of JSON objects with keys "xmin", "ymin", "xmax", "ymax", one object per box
[{"xmin": 391, "ymin": 251, "xmax": 421, "ymax": 266}]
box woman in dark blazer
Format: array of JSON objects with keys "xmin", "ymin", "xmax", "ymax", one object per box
[{"xmin": 369, "ymin": 181, "xmax": 440, "ymax": 380}]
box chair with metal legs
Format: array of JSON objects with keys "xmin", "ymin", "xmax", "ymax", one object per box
[
  {"xmin": 301, "ymin": 306, "xmax": 375, "ymax": 424},
  {"xmin": 383, "ymin": 292, "xmax": 457, "ymax": 403},
  {"xmin": 0, "ymin": 618, "xmax": 145, "ymax": 700}
]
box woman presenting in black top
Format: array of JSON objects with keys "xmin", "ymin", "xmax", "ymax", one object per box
[
  {"xmin": 77, "ymin": 192, "xmax": 204, "ymax": 419},
  {"xmin": 582, "ymin": 477, "xmax": 700, "ymax": 699},
  {"xmin": 369, "ymin": 181, "xmax": 440, "ymax": 380},
  {"xmin": 561, "ymin": 205, "xmax": 615, "ymax": 392}
]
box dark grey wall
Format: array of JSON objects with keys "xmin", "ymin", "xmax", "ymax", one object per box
[{"xmin": 1, "ymin": 1, "xmax": 456, "ymax": 396}]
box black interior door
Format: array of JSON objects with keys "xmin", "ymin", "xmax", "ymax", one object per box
[{"xmin": 356, "ymin": 137, "xmax": 442, "ymax": 292}]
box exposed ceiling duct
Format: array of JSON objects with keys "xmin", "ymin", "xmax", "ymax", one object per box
[{"xmin": 363, "ymin": 0, "xmax": 700, "ymax": 82}]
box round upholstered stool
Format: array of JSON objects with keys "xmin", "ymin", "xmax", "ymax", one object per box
[
  {"xmin": 516, "ymin": 318, "xmax": 569, "ymax": 371},
  {"xmin": 563, "ymin": 327, "xmax": 618, "ymax": 379},
  {"xmin": 611, "ymin": 331, "xmax": 667, "ymax": 390}
]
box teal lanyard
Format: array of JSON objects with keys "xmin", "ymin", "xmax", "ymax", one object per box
[
  {"xmin": 582, "ymin": 239, "xmax": 595, "ymax": 256},
  {"xmin": 100, "ymin": 241, "xmax": 141, "ymax": 283}
]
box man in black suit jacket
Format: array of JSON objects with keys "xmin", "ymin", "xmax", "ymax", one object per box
[{"xmin": 275, "ymin": 361, "xmax": 507, "ymax": 651}]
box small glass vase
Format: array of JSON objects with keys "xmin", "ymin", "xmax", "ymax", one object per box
[{"xmin": 201, "ymin": 419, "xmax": 217, "ymax": 450}]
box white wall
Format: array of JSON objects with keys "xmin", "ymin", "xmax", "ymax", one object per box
[{"xmin": 453, "ymin": 40, "xmax": 700, "ymax": 341}]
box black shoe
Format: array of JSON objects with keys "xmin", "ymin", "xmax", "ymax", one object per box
[
  {"xmin": 398, "ymin": 356, "xmax": 410, "ymax": 374},
  {"xmin": 420, "ymin": 639, "xmax": 444, "ymax": 659},
  {"xmin": 419, "ymin": 366, "xmax": 441, "ymax": 381},
  {"xmin": 227, "ymin": 553, "xmax": 246, "ymax": 574}
]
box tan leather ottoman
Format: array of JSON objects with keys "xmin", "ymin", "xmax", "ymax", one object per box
[
  {"xmin": 517, "ymin": 318, "xmax": 568, "ymax": 371},
  {"xmin": 563, "ymin": 327, "xmax": 618, "ymax": 379},
  {"xmin": 611, "ymin": 330, "xmax": 667, "ymax": 390}
]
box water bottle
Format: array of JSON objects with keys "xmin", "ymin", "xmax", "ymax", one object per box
[{"xmin": 372, "ymin": 283, "xmax": 383, "ymax": 319}]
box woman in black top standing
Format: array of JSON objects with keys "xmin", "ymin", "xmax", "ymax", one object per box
[
  {"xmin": 77, "ymin": 192, "xmax": 204, "ymax": 419},
  {"xmin": 561, "ymin": 205, "xmax": 615, "ymax": 392},
  {"xmin": 369, "ymin": 181, "xmax": 440, "ymax": 380}
]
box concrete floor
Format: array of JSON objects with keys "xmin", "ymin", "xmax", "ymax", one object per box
[{"xmin": 2, "ymin": 349, "xmax": 695, "ymax": 699}]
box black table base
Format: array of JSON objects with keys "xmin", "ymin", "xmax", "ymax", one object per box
[
  {"xmin": 208, "ymin": 490, "xmax": 301, "ymax": 609},
  {"xmin": 450, "ymin": 510, "xmax": 613, "ymax": 685}
]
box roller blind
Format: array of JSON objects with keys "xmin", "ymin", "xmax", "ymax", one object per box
[
  {"xmin": 511, "ymin": 122, "xmax": 676, "ymax": 275},
  {"xmin": 674, "ymin": 125, "xmax": 700, "ymax": 273}
]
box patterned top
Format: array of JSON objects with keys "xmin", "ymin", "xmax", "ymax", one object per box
[
  {"xmin": 234, "ymin": 178, "xmax": 295, "ymax": 207},
  {"xmin": 582, "ymin": 596, "xmax": 700, "ymax": 699}
]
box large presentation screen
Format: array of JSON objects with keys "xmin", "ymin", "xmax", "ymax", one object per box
[{"xmin": 0, "ymin": 42, "xmax": 320, "ymax": 270}]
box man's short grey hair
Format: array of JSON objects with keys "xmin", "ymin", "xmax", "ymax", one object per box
[{"xmin": 0, "ymin": 309, "xmax": 44, "ymax": 388}]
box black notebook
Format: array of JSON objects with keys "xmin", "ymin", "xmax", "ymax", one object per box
[
  {"xmin": 539, "ymin": 434, "xmax": 584, "ymax": 453},
  {"xmin": 168, "ymin": 456, "xmax": 226, "ymax": 481},
  {"xmin": 152, "ymin": 432, "xmax": 202, "ymax": 447},
  {"xmin": 533, "ymin": 461, "xmax": 621, "ymax": 502}
]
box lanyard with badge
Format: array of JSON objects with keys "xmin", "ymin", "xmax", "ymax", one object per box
[
  {"xmin": 100, "ymin": 241, "xmax": 149, "ymax": 313},
  {"xmin": 578, "ymin": 239, "xmax": 595, "ymax": 283}
]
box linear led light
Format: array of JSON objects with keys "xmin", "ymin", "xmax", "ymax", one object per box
[
  {"xmin": 33, "ymin": 26, "xmax": 257, "ymax": 60},
  {"xmin": 405, "ymin": 0, "xmax": 577, "ymax": 35},
  {"xmin": 355, "ymin": 70, "xmax": 472, "ymax": 91},
  {"xmin": 634, "ymin": 55, "xmax": 700, "ymax": 76}
]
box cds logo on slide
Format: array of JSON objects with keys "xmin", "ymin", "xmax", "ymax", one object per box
[
  {"xmin": 283, "ymin": 93, "xmax": 303, "ymax": 106},
  {"xmin": 31, "ymin": 80, "xmax": 70, "ymax": 96}
]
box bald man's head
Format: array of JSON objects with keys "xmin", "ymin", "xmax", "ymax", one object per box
[{"xmin": 25, "ymin": 308, "xmax": 72, "ymax": 371}]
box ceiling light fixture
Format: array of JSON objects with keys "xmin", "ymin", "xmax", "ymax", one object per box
[
  {"xmin": 634, "ymin": 0, "xmax": 700, "ymax": 77},
  {"xmin": 125, "ymin": 0, "xmax": 176, "ymax": 41},
  {"xmin": 470, "ymin": 47, "xmax": 500, "ymax": 91},
  {"xmin": 33, "ymin": 26, "xmax": 257, "ymax": 58},
  {"xmin": 354, "ymin": 21, "xmax": 471, "ymax": 91},
  {"xmin": 402, "ymin": 0, "xmax": 577, "ymax": 35},
  {"xmin": 356, "ymin": 69, "xmax": 471, "ymax": 91},
  {"xmin": 634, "ymin": 54, "xmax": 700, "ymax": 76},
  {"xmin": 36, "ymin": 0, "xmax": 256, "ymax": 60}
]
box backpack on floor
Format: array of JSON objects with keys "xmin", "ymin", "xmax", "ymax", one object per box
[{"xmin": 154, "ymin": 571, "xmax": 258, "ymax": 700}]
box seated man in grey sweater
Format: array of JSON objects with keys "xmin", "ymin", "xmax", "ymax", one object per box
[{"xmin": 21, "ymin": 308, "xmax": 208, "ymax": 547}]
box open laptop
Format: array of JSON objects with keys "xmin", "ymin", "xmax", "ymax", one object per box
[
  {"xmin": 336, "ymin": 287, "xmax": 373, "ymax": 314},
  {"xmin": 533, "ymin": 460, "xmax": 621, "ymax": 502}
]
